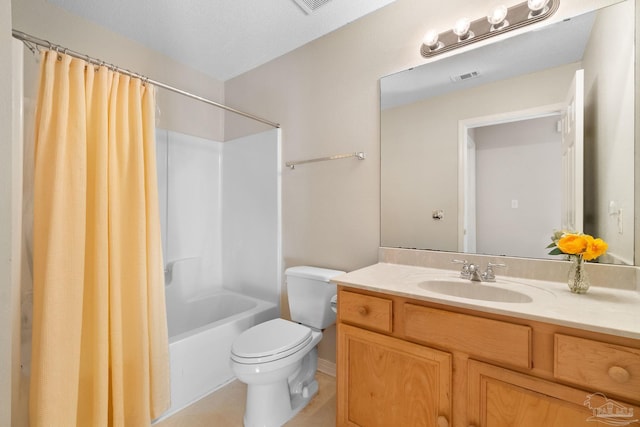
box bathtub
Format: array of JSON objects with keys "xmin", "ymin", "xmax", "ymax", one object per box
[{"xmin": 158, "ymin": 289, "xmax": 278, "ymax": 420}]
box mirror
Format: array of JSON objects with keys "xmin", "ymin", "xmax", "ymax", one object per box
[{"xmin": 380, "ymin": 0, "xmax": 635, "ymax": 265}]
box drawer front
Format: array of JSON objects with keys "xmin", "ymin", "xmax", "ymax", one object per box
[
  {"xmin": 338, "ymin": 290, "xmax": 393, "ymax": 333},
  {"xmin": 555, "ymin": 334, "xmax": 640, "ymax": 403},
  {"xmin": 404, "ymin": 304, "xmax": 532, "ymax": 369}
]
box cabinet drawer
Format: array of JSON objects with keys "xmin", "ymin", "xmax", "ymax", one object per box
[
  {"xmin": 554, "ymin": 334, "xmax": 640, "ymax": 402},
  {"xmin": 338, "ymin": 290, "xmax": 393, "ymax": 333},
  {"xmin": 404, "ymin": 304, "xmax": 531, "ymax": 369}
]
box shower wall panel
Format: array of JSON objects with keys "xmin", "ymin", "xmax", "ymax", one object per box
[
  {"xmin": 156, "ymin": 130, "xmax": 224, "ymax": 300},
  {"xmin": 222, "ymin": 129, "xmax": 281, "ymax": 305}
]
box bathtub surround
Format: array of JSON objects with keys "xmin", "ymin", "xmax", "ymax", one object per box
[
  {"xmin": 155, "ymin": 128, "xmax": 281, "ymax": 417},
  {"xmin": 156, "ymin": 130, "xmax": 224, "ymax": 297},
  {"xmin": 222, "ymin": 129, "xmax": 282, "ymax": 304},
  {"xmin": 30, "ymin": 52, "xmax": 169, "ymax": 425},
  {"xmin": 156, "ymin": 128, "xmax": 281, "ymax": 304}
]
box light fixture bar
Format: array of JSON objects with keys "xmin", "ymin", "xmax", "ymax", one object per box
[{"xmin": 421, "ymin": 0, "xmax": 559, "ymax": 58}]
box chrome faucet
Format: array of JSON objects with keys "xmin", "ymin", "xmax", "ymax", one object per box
[
  {"xmin": 481, "ymin": 262, "xmax": 506, "ymax": 282},
  {"xmin": 452, "ymin": 259, "xmax": 471, "ymax": 279},
  {"xmin": 452, "ymin": 259, "xmax": 506, "ymax": 282},
  {"xmin": 468, "ymin": 263, "xmax": 483, "ymax": 282}
]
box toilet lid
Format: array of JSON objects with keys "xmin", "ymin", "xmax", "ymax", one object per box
[{"xmin": 231, "ymin": 318, "xmax": 312, "ymax": 362}]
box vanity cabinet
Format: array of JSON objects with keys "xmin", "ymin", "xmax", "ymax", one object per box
[
  {"xmin": 468, "ymin": 360, "xmax": 617, "ymax": 426},
  {"xmin": 336, "ymin": 287, "xmax": 640, "ymax": 427},
  {"xmin": 337, "ymin": 289, "xmax": 452, "ymax": 426},
  {"xmin": 338, "ymin": 324, "xmax": 452, "ymax": 427}
]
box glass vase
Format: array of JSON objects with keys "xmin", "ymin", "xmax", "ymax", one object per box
[{"xmin": 568, "ymin": 256, "xmax": 590, "ymax": 294}]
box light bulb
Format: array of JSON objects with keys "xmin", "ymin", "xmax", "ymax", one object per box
[
  {"xmin": 423, "ymin": 29, "xmax": 440, "ymax": 49},
  {"xmin": 487, "ymin": 5, "xmax": 508, "ymax": 27},
  {"xmin": 453, "ymin": 18, "xmax": 472, "ymax": 40},
  {"xmin": 528, "ymin": 0, "xmax": 550, "ymax": 16}
]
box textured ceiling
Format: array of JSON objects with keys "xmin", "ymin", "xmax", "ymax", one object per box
[{"xmin": 48, "ymin": 0, "xmax": 396, "ymax": 81}]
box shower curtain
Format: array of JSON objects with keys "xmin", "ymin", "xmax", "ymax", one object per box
[{"xmin": 30, "ymin": 51, "xmax": 170, "ymax": 426}]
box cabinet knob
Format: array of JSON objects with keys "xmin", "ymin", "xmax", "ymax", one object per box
[
  {"xmin": 608, "ymin": 366, "xmax": 630, "ymax": 383},
  {"xmin": 436, "ymin": 415, "xmax": 449, "ymax": 427},
  {"xmin": 358, "ymin": 305, "xmax": 369, "ymax": 316}
]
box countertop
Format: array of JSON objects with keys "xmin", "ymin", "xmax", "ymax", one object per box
[{"xmin": 333, "ymin": 262, "xmax": 640, "ymax": 340}]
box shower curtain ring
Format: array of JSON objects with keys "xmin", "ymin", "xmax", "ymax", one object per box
[{"xmin": 54, "ymin": 45, "xmax": 62, "ymax": 61}]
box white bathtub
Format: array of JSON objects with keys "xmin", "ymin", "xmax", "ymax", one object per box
[{"xmin": 158, "ymin": 290, "xmax": 278, "ymax": 420}]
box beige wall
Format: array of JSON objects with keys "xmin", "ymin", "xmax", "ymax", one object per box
[{"xmin": 225, "ymin": 0, "xmax": 625, "ymax": 363}]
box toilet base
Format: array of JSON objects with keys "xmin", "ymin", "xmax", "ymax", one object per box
[
  {"xmin": 242, "ymin": 349, "xmax": 319, "ymax": 427},
  {"xmin": 243, "ymin": 379, "xmax": 318, "ymax": 427}
]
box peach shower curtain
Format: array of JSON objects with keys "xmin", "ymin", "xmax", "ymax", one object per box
[{"xmin": 30, "ymin": 51, "xmax": 170, "ymax": 426}]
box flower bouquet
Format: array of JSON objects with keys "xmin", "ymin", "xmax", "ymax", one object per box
[{"xmin": 547, "ymin": 231, "xmax": 608, "ymax": 293}]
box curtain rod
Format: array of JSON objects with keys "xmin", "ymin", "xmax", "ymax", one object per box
[{"xmin": 12, "ymin": 29, "xmax": 280, "ymax": 129}]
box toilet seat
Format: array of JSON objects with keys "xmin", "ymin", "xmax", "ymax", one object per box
[{"xmin": 231, "ymin": 318, "xmax": 313, "ymax": 364}]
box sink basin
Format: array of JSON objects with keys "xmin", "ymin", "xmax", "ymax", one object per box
[{"xmin": 418, "ymin": 279, "xmax": 533, "ymax": 303}]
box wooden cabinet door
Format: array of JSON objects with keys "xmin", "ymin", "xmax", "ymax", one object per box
[
  {"xmin": 337, "ymin": 323, "xmax": 452, "ymax": 427},
  {"xmin": 468, "ymin": 360, "xmax": 640, "ymax": 427}
]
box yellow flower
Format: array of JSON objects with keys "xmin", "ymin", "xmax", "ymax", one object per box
[
  {"xmin": 557, "ymin": 234, "xmax": 588, "ymax": 255},
  {"xmin": 548, "ymin": 231, "xmax": 607, "ymax": 261},
  {"xmin": 583, "ymin": 236, "xmax": 608, "ymax": 261}
]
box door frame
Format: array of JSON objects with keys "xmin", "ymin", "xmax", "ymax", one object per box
[{"xmin": 457, "ymin": 103, "xmax": 563, "ymax": 252}]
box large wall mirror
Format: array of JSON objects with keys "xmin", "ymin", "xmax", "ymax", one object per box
[{"xmin": 380, "ymin": 0, "xmax": 636, "ymax": 265}]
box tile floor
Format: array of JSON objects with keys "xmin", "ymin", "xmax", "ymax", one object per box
[{"xmin": 155, "ymin": 372, "xmax": 336, "ymax": 427}]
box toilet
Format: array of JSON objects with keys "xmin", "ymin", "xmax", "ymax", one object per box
[{"xmin": 230, "ymin": 266, "xmax": 344, "ymax": 427}]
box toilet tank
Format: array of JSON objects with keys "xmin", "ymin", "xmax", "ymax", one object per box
[{"xmin": 285, "ymin": 266, "xmax": 345, "ymax": 329}]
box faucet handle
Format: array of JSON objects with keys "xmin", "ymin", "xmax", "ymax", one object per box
[
  {"xmin": 452, "ymin": 259, "xmax": 471, "ymax": 279},
  {"xmin": 482, "ymin": 262, "xmax": 506, "ymax": 282}
]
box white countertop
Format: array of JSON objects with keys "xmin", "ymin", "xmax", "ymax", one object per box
[{"xmin": 333, "ymin": 262, "xmax": 640, "ymax": 340}]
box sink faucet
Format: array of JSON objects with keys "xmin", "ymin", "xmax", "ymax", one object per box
[
  {"xmin": 481, "ymin": 262, "xmax": 506, "ymax": 282},
  {"xmin": 452, "ymin": 259, "xmax": 506, "ymax": 282},
  {"xmin": 452, "ymin": 259, "xmax": 471, "ymax": 279},
  {"xmin": 468, "ymin": 263, "xmax": 483, "ymax": 282}
]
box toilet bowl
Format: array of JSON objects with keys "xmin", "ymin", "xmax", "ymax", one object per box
[
  {"xmin": 229, "ymin": 266, "xmax": 344, "ymax": 427},
  {"xmin": 231, "ymin": 318, "xmax": 322, "ymax": 427}
]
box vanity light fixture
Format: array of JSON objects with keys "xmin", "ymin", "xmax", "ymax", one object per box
[
  {"xmin": 453, "ymin": 18, "xmax": 473, "ymax": 41},
  {"xmin": 528, "ymin": 0, "xmax": 551, "ymax": 16},
  {"xmin": 488, "ymin": 5, "xmax": 509, "ymax": 31},
  {"xmin": 422, "ymin": 29, "xmax": 443, "ymax": 51},
  {"xmin": 420, "ymin": 0, "xmax": 559, "ymax": 58}
]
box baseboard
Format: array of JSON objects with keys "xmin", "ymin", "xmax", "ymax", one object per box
[{"xmin": 317, "ymin": 358, "xmax": 336, "ymax": 377}]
